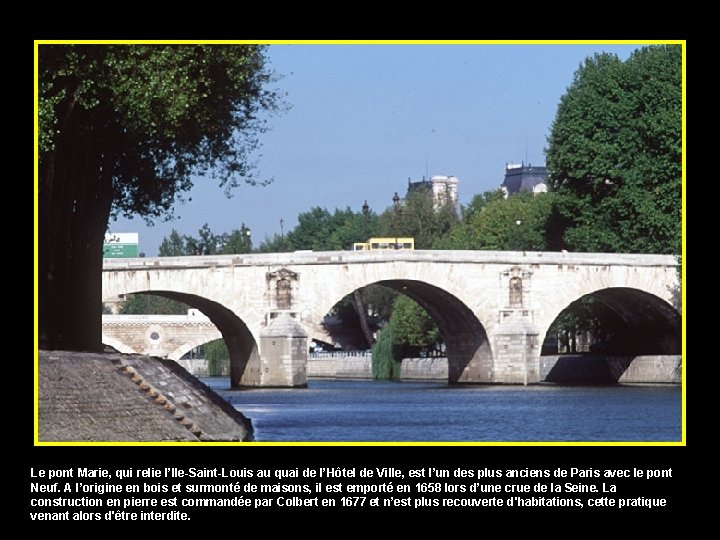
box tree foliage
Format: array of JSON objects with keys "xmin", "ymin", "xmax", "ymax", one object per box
[
  {"xmin": 119, "ymin": 294, "xmax": 188, "ymax": 315},
  {"xmin": 371, "ymin": 326, "xmax": 401, "ymax": 380},
  {"xmin": 255, "ymin": 233, "xmax": 286, "ymax": 253},
  {"xmin": 545, "ymin": 45, "xmax": 682, "ymax": 254},
  {"xmin": 39, "ymin": 44, "xmax": 279, "ymax": 350},
  {"xmin": 220, "ymin": 225, "xmax": 253, "ymax": 254},
  {"xmin": 376, "ymin": 190, "xmax": 458, "ymax": 249},
  {"xmin": 205, "ymin": 339, "xmax": 230, "ymax": 376},
  {"xmin": 331, "ymin": 285, "xmax": 397, "ymax": 331},
  {"xmin": 357, "ymin": 285, "xmax": 398, "ymax": 322},
  {"xmin": 388, "ymin": 295, "xmax": 442, "ymax": 357},
  {"xmin": 437, "ymin": 190, "xmax": 556, "ymax": 251},
  {"xmin": 40, "ymin": 45, "xmax": 279, "ymax": 220},
  {"xmin": 284, "ymin": 207, "xmax": 378, "ymax": 251},
  {"xmin": 158, "ymin": 229, "xmax": 188, "ymax": 256},
  {"xmin": 159, "ymin": 223, "xmax": 253, "ymax": 256},
  {"xmin": 256, "ymin": 206, "xmax": 378, "ymax": 253}
]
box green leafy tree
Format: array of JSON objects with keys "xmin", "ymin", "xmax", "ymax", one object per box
[
  {"xmin": 371, "ymin": 326, "xmax": 401, "ymax": 380},
  {"xmin": 258, "ymin": 207, "xmax": 378, "ymax": 253},
  {"xmin": 160, "ymin": 223, "xmax": 253, "ymax": 257},
  {"xmin": 158, "ymin": 229, "xmax": 189, "ymax": 257},
  {"xmin": 377, "ymin": 190, "xmax": 458, "ymax": 249},
  {"xmin": 434, "ymin": 190, "xmax": 505, "ymax": 249},
  {"xmin": 284, "ymin": 207, "xmax": 332, "ymax": 250},
  {"xmin": 460, "ymin": 190, "xmax": 507, "ymax": 220},
  {"xmin": 39, "ymin": 44, "xmax": 280, "ymax": 350},
  {"xmin": 328, "ymin": 208, "xmax": 378, "ymax": 250},
  {"xmin": 196, "ymin": 223, "xmax": 218, "ymax": 255},
  {"xmin": 327, "ymin": 284, "xmax": 398, "ymax": 349},
  {"xmin": 256, "ymin": 233, "xmax": 286, "ymax": 253},
  {"xmin": 283, "ymin": 207, "xmax": 378, "ymax": 251},
  {"xmin": 438, "ymin": 191, "xmax": 555, "ymax": 251},
  {"xmin": 357, "ymin": 285, "xmax": 397, "ymax": 323},
  {"xmin": 388, "ymin": 295, "xmax": 442, "ymax": 357},
  {"xmin": 119, "ymin": 294, "xmax": 188, "ymax": 315},
  {"xmin": 545, "ymin": 45, "xmax": 681, "ymax": 254},
  {"xmin": 204, "ymin": 339, "xmax": 230, "ymax": 376},
  {"xmin": 220, "ymin": 224, "xmax": 253, "ymax": 254}
]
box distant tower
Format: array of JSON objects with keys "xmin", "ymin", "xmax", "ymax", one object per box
[
  {"xmin": 406, "ymin": 175, "xmax": 459, "ymax": 210},
  {"xmin": 430, "ymin": 175, "xmax": 459, "ymax": 209},
  {"xmin": 501, "ymin": 162, "xmax": 547, "ymax": 195}
]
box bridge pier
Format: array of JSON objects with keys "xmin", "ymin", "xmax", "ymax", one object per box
[
  {"xmin": 451, "ymin": 313, "xmax": 541, "ymax": 385},
  {"xmin": 448, "ymin": 332, "xmax": 493, "ymax": 384},
  {"xmin": 490, "ymin": 313, "xmax": 540, "ymax": 384},
  {"xmin": 241, "ymin": 313, "xmax": 308, "ymax": 388}
]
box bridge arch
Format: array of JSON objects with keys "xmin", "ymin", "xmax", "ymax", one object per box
[
  {"xmin": 113, "ymin": 290, "xmax": 260, "ymax": 387},
  {"xmin": 540, "ymin": 287, "xmax": 681, "ymax": 384},
  {"xmin": 315, "ymin": 279, "xmax": 493, "ymax": 383},
  {"xmin": 541, "ymin": 287, "xmax": 681, "ymax": 355},
  {"xmin": 101, "ymin": 335, "xmax": 137, "ymax": 354},
  {"xmin": 167, "ymin": 333, "xmax": 223, "ymax": 361}
]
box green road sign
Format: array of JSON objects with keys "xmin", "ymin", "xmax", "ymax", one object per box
[
  {"xmin": 104, "ymin": 232, "xmax": 140, "ymax": 258},
  {"xmin": 103, "ymin": 243, "xmax": 139, "ymax": 258}
]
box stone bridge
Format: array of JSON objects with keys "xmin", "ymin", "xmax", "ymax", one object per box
[
  {"xmin": 102, "ymin": 312, "xmax": 220, "ymax": 360},
  {"xmin": 102, "ymin": 250, "xmax": 681, "ymax": 387}
]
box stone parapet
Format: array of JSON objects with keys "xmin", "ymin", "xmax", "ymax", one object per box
[{"xmin": 307, "ymin": 354, "xmax": 447, "ymax": 380}]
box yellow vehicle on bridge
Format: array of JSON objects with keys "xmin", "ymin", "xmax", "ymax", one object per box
[{"xmin": 353, "ymin": 237, "xmax": 415, "ymax": 251}]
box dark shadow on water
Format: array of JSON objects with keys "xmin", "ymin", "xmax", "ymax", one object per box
[{"xmin": 544, "ymin": 355, "xmax": 634, "ymax": 384}]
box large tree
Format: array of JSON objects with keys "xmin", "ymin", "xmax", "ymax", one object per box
[
  {"xmin": 388, "ymin": 295, "xmax": 442, "ymax": 358},
  {"xmin": 39, "ymin": 44, "xmax": 279, "ymax": 350},
  {"xmin": 119, "ymin": 294, "xmax": 187, "ymax": 315},
  {"xmin": 376, "ymin": 189, "xmax": 458, "ymax": 249},
  {"xmin": 436, "ymin": 190, "xmax": 556, "ymax": 251},
  {"xmin": 284, "ymin": 206, "xmax": 378, "ymax": 251},
  {"xmin": 545, "ymin": 45, "xmax": 682, "ymax": 254},
  {"xmin": 219, "ymin": 225, "xmax": 253, "ymax": 254},
  {"xmin": 159, "ymin": 223, "xmax": 253, "ymax": 257},
  {"xmin": 158, "ymin": 229, "xmax": 189, "ymax": 257}
]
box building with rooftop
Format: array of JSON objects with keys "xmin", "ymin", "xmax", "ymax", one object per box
[
  {"xmin": 501, "ymin": 163, "xmax": 548, "ymax": 195},
  {"xmin": 406, "ymin": 175, "xmax": 459, "ymax": 209}
]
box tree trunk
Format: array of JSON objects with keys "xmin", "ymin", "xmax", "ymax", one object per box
[
  {"xmin": 39, "ymin": 123, "xmax": 113, "ymax": 352},
  {"xmin": 352, "ymin": 290, "xmax": 374, "ymax": 348}
]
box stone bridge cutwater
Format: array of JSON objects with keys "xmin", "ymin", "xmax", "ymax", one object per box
[{"xmin": 102, "ymin": 250, "xmax": 681, "ymax": 387}]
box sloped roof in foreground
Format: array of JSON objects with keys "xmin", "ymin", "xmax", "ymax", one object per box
[{"xmin": 39, "ymin": 351, "xmax": 252, "ymax": 442}]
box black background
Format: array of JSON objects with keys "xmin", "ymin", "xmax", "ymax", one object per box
[{"xmin": 29, "ymin": 28, "xmax": 690, "ymax": 526}]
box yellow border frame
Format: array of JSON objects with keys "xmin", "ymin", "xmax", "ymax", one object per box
[{"xmin": 34, "ymin": 39, "xmax": 686, "ymax": 447}]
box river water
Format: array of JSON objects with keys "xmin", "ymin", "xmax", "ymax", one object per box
[{"xmin": 202, "ymin": 378, "xmax": 681, "ymax": 443}]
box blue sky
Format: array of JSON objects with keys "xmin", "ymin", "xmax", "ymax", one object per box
[{"xmin": 110, "ymin": 43, "xmax": 640, "ymax": 255}]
